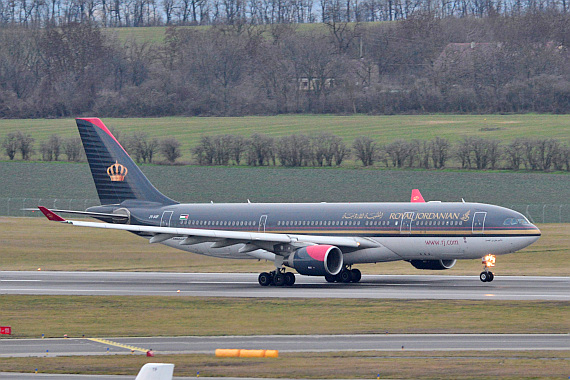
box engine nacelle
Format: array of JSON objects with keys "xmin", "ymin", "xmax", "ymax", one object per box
[
  {"xmin": 410, "ymin": 259, "xmax": 457, "ymax": 270},
  {"xmin": 283, "ymin": 245, "xmax": 343, "ymax": 276}
]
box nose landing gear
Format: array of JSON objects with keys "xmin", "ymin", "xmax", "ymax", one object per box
[{"xmin": 480, "ymin": 254, "xmax": 496, "ymax": 282}]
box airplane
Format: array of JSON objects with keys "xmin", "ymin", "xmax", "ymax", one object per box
[{"xmin": 37, "ymin": 118, "xmax": 541, "ymax": 286}]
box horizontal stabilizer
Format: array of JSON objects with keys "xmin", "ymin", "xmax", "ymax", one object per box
[
  {"xmin": 27, "ymin": 207, "xmax": 129, "ymax": 221},
  {"xmin": 38, "ymin": 206, "xmax": 66, "ymax": 222}
]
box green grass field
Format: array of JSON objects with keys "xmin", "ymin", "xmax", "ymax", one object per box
[
  {"xmin": 2, "ymin": 296, "xmax": 567, "ymax": 338},
  {"xmin": 1, "ymin": 162, "xmax": 569, "ymax": 211},
  {"xmin": 1, "ymin": 115, "xmax": 568, "ymax": 162}
]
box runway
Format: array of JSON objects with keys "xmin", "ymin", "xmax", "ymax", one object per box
[
  {"xmin": 0, "ymin": 271, "xmax": 569, "ymax": 300},
  {"xmin": 1, "ymin": 334, "xmax": 569, "ymax": 358}
]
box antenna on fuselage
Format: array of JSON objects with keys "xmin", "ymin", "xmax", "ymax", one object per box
[{"xmin": 462, "ymin": 198, "xmax": 465, "ymax": 203}]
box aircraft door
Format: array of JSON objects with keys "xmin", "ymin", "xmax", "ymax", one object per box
[
  {"xmin": 400, "ymin": 211, "xmax": 415, "ymax": 234},
  {"xmin": 472, "ymin": 212, "xmax": 486, "ymax": 233},
  {"xmin": 160, "ymin": 211, "xmax": 173, "ymax": 227},
  {"xmin": 258, "ymin": 215, "xmax": 268, "ymax": 232}
]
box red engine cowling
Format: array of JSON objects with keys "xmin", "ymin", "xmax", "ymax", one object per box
[
  {"xmin": 410, "ymin": 259, "xmax": 457, "ymax": 270},
  {"xmin": 283, "ymin": 245, "xmax": 343, "ymax": 276}
]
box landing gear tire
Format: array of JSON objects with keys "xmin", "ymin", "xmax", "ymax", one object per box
[
  {"xmin": 340, "ymin": 269, "xmax": 352, "ymax": 283},
  {"xmin": 479, "ymin": 271, "xmax": 494, "ymax": 282},
  {"xmin": 285, "ymin": 272, "xmax": 295, "ymax": 286},
  {"xmin": 325, "ymin": 274, "xmax": 336, "ymax": 283},
  {"xmin": 258, "ymin": 272, "xmax": 272, "ymax": 286},
  {"xmin": 273, "ymin": 272, "xmax": 286, "ymax": 286},
  {"xmin": 350, "ymin": 269, "xmax": 362, "ymax": 283}
]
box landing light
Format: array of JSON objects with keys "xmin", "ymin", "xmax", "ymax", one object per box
[{"xmin": 482, "ymin": 254, "xmax": 496, "ymax": 268}]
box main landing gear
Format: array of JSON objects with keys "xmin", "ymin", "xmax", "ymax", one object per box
[
  {"xmin": 258, "ymin": 269, "xmax": 295, "ymax": 287},
  {"xmin": 480, "ymin": 254, "xmax": 496, "ymax": 282},
  {"xmin": 324, "ymin": 267, "xmax": 362, "ymax": 283}
]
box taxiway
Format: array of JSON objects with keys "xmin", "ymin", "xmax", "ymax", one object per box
[{"xmin": 1, "ymin": 334, "xmax": 569, "ymax": 358}]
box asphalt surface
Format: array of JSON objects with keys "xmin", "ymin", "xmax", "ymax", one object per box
[
  {"xmin": 1, "ymin": 334, "xmax": 568, "ymax": 358},
  {"xmin": 1, "ymin": 271, "xmax": 569, "ymax": 300}
]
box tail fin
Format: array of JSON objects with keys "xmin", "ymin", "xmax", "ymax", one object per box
[
  {"xmin": 77, "ymin": 118, "xmax": 177, "ymax": 206},
  {"xmin": 135, "ymin": 364, "xmax": 174, "ymax": 380},
  {"xmin": 411, "ymin": 189, "xmax": 426, "ymax": 203}
]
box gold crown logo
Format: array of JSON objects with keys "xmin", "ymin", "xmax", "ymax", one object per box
[{"xmin": 107, "ymin": 161, "xmax": 128, "ymax": 182}]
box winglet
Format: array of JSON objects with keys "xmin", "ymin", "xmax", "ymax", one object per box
[
  {"xmin": 411, "ymin": 189, "xmax": 426, "ymax": 203},
  {"xmin": 38, "ymin": 206, "xmax": 67, "ymax": 222}
]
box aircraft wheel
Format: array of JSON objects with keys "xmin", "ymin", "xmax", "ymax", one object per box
[
  {"xmin": 479, "ymin": 271, "xmax": 489, "ymax": 282},
  {"xmin": 487, "ymin": 272, "xmax": 494, "ymax": 282},
  {"xmin": 340, "ymin": 269, "xmax": 352, "ymax": 283},
  {"xmin": 350, "ymin": 269, "xmax": 362, "ymax": 283},
  {"xmin": 273, "ymin": 272, "xmax": 286, "ymax": 286},
  {"xmin": 285, "ymin": 272, "xmax": 295, "ymax": 286},
  {"xmin": 325, "ymin": 274, "xmax": 336, "ymax": 283},
  {"xmin": 258, "ymin": 272, "xmax": 272, "ymax": 286}
]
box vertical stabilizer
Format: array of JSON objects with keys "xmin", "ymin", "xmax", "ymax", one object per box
[
  {"xmin": 135, "ymin": 363, "xmax": 175, "ymax": 380},
  {"xmin": 411, "ymin": 189, "xmax": 426, "ymax": 203},
  {"xmin": 76, "ymin": 118, "xmax": 177, "ymax": 206}
]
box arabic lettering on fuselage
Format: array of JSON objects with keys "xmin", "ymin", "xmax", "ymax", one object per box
[{"xmin": 342, "ymin": 212, "xmax": 384, "ymax": 220}]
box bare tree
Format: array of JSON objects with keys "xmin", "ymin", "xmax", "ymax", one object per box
[
  {"xmin": 277, "ymin": 134, "xmax": 311, "ymax": 166},
  {"xmin": 504, "ymin": 138, "xmax": 524, "ymax": 170},
  {"xmin": 230, "ymin": 135, "xmax": 248, "ymax": 165},
  {"xmin": 160, "ymin": 137, "xmax": 182, "ymax": 164},
  {"xmin": 430, "ymin": 136, "xmax": 450, "ymax": 169},
  {"xmin": 456, "ymin": 137, "xmax": 474, "ymax": 169},
  {"xmin": 63, "ymin": 137, "xmax": 84, "ymax": 162},
  {"xmin": 15, "ymin": 131, "xmax": 34, "ymax": 160},
  {"xmin": 385, "ymin": 139, "xmax": 412, "ymax": 168},
  {"xmin": 40, "ymin": 134, "xmax": 62, "ymax": 161},
  {"xmin": 191, "ymin": 136, "xmax": 215, "ymax": 165},
  {"xmin": 352, "ymin": 136, "xmax": 377, "ymax": 166},
  {"xmin": 2, "ymin": 132, "xmax": 19, "ymax": 160},
  {"xmin": 248, "ymin": 133, "xmax": 274, "ymax": 166}
]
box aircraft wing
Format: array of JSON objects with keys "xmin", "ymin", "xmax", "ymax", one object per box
[{"xmin": 38, "ymin": 207, "xmax": 374, "ymax": 253}]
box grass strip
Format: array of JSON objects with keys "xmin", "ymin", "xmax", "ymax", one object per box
[
  {"xmin": 0, "ymin": 296, "xmax": 568, "ymax": 338},
  {"xmin": 1, "ymin": 351, "xmax": 569, "ymax": 379}
]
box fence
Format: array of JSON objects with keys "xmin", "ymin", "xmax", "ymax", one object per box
[
  {"xmin": 1, "ymin": 197, "xmax": 568, "ymax": 223},
  {"xmin": 1, "ymin": 198, "xmax": 100, "ymax": 217}
]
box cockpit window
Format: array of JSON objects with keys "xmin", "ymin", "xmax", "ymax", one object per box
[{"xmin": 503, "ymin": 218, "xmax": 531, "ymax": 226}]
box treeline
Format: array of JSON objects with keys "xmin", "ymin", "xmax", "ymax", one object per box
[
  {"xmin": 0, "ymin": 0, "xmax": 567, "ymax": 27},
  {"xmin": 1, "ymin": 131, "xmax": 183, "ymax": 164},
  {"xmin": 3, "ymin": 130, "xmax": 569, "ymax": 171},
  {"xmin": 191, "ymin": 134, "xmax": 570, "ymax": 171},
  {"xmin": 0, "ymin": 12, "xmax": 569, "ymax": 118}
]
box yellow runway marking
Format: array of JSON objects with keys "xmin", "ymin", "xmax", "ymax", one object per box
[{"xmin": 88, "ymin": 338, "xmax": 148, "ymax": 352}]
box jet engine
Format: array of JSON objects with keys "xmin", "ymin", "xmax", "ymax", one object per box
[
  {"xmin": 283, "ymin": 245, "xmax": 343, "ymax": 276},
  {"xmin": 410, "ymin": 259, "xmax": 457, "ymax": 270}
]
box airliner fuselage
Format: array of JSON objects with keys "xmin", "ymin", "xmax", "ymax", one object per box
[{"xmin": 38, "ymin": 118, "xmax": 541, "ymax": 287}]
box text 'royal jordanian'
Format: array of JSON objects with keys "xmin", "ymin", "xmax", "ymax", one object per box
[{"xmin": 38, "ymin": 118, "xmax": 541, "ymax": 286}]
